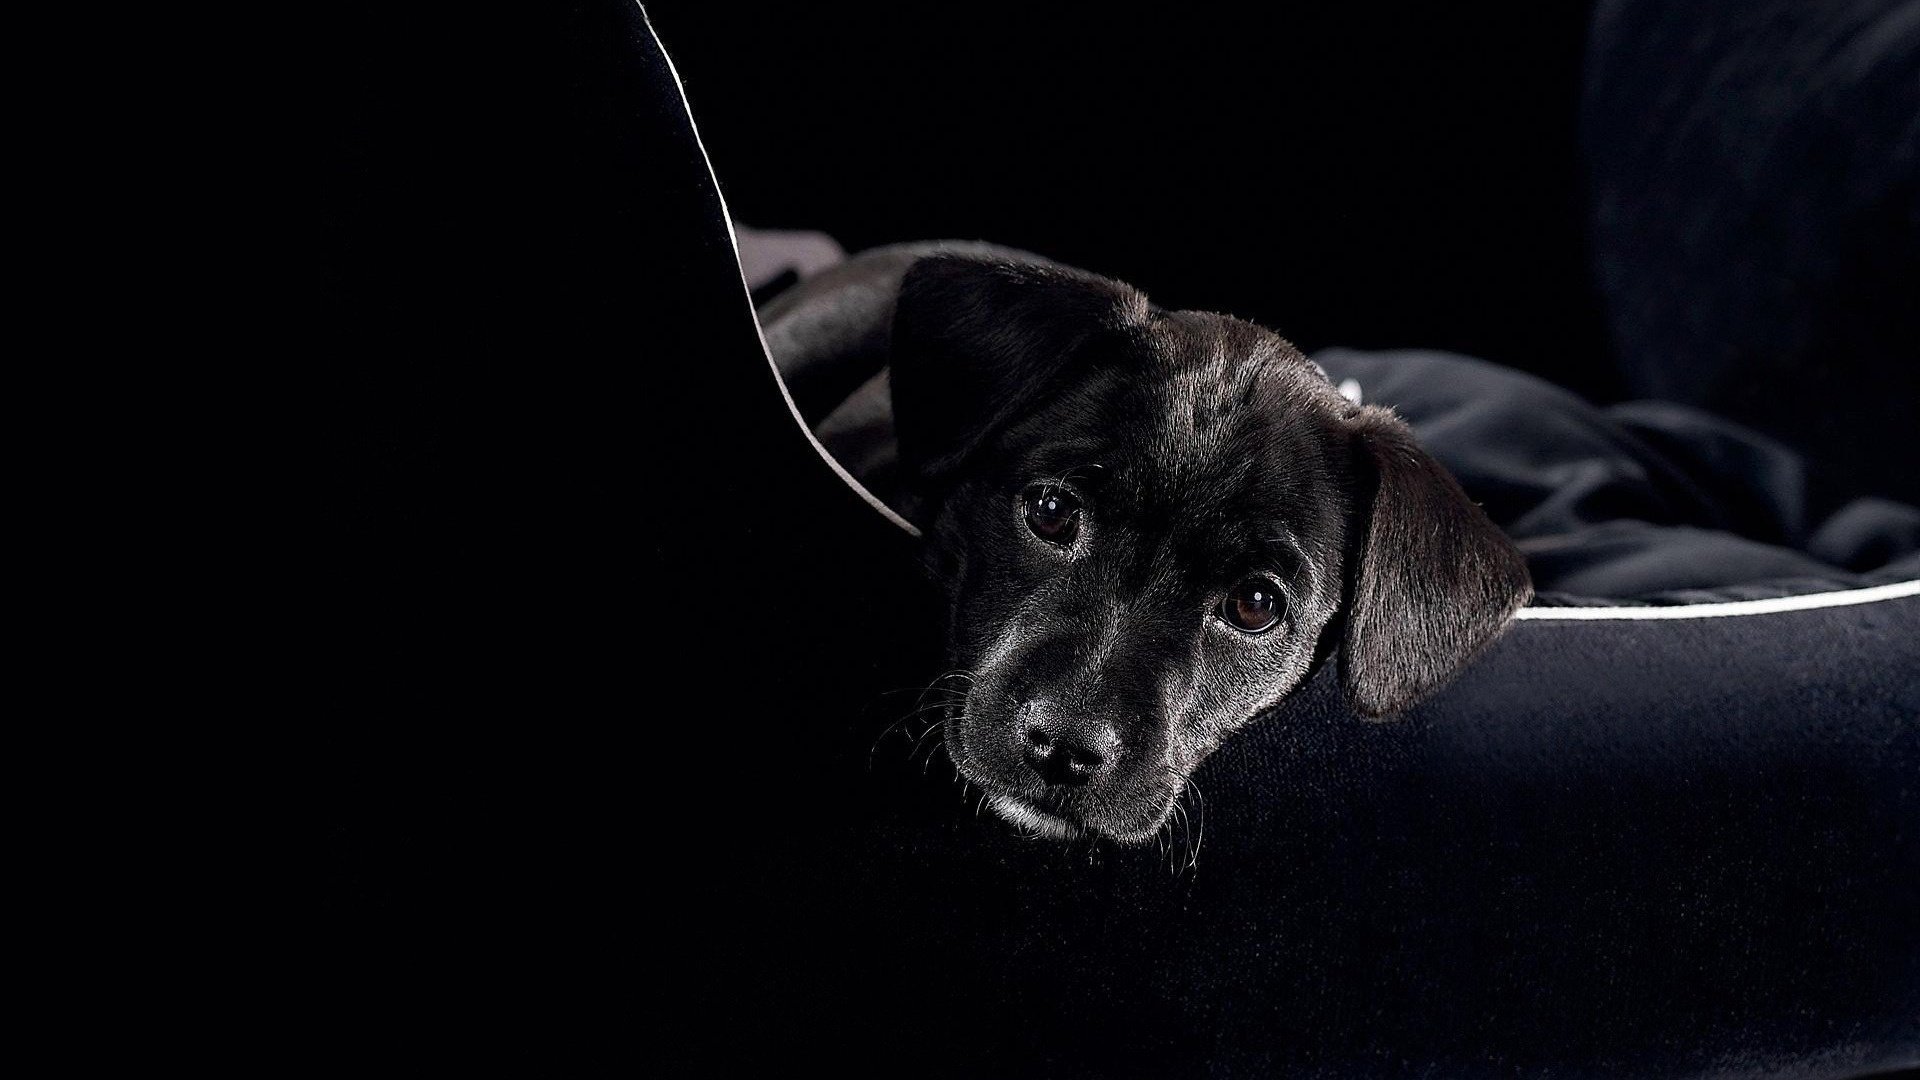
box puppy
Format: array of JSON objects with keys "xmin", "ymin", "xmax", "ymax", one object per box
[{"xmin": 762, "ymin": 244, "xmax": 1531, "ymax": 844}]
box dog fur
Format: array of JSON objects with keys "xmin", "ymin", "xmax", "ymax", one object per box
[{"xmin": 762, "ymin": 243, "xmax": 1531, "ymax": 844}]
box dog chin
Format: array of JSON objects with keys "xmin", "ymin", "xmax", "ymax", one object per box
[
  {"xmin": 985, "ymin": 793, "xmax": 1084, "ymax": 840},
  {"xmin": 983, "ymin": 792, "xmax": 1171, "ymax": 846}
]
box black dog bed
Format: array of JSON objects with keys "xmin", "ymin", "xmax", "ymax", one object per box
[
  {"xmin": 713, "ymin": 51, "xmax": 1919, "ymax": 1080},
  {"xmin": 743, "ymin": 231, "xmax": 1920, "ymax": 1077},
  {"xmin": 317, "ymin": 7, "xmax": 1918, "ymax": 1076}
]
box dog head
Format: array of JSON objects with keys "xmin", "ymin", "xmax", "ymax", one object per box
[{"xmin": 890, "ymin": 254, "xmax": 1530, "ymax": 843}]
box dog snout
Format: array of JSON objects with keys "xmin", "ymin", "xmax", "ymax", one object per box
[{"xmin": 1018, "ymin": 699, "xmax": 1118, "ymax": 787}]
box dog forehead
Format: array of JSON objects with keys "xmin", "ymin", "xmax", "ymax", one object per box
[
  {"xmin": 1005, "ymin": 308, "xmax": 1347, "ymax": 522},
  {"xmin": 1139, "ymin": 308, "xmax": 1300, "ymax": 367},
  {"xmin": 998, "ymin": 314, "xmax": 1350, "ymax": 563},
  {"xmin": 1123, "ymin": 314, "xmax": 1336, "ymax": 477}
]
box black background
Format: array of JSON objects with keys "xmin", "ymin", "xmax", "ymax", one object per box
[{"xmin": 646, "ymin": 3, "xmax": 1623, "ymax": 403}]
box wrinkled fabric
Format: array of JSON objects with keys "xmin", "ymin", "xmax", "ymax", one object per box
[{"xmin": 1317, "ymin": 348, "xmax": 1919, "ymax": 602}]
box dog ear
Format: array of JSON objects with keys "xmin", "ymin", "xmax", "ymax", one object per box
[
  {"xmin": 1339, "ymin": 406, "xmax": 1532, "ymax": 717},
  {"xmin": 889, "ymin": 254, "xmax": 1148, "ymax": 490}
]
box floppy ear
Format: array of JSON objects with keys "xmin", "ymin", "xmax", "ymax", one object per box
[
  {"xmin": 1340, "ymin": 406, "xmax": 1532, "ymax": 717},
  {"xmin": 889, "ymin": 254, "xmax": 1148, "ymax": 491}
]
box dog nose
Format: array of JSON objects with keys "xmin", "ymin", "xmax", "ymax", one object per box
[{"xmin": 1020, "ymin": 709, "xmax": 1116, "ymax": 787}]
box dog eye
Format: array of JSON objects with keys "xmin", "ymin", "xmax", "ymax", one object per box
[
  {"xmin": 1219, "ymin": 577, "xmax": 1283, "ymax": 633},
  {"xmin": 1023, "ymin": 484, "xmax": 1082, "ymax": 545}
]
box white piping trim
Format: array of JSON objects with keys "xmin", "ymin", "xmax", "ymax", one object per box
[
  {"xmin": 1515, "ymin": 579, "xmax": 1920, "ymax": 620},
  {"xmin": 643, "ymin": 6, "xmax": 922, "ymax": 538}
]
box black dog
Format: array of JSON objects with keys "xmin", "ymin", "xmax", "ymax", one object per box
[{"xmin": 762, "ymin": 244, "xmax": 1531, "ymax": 844}]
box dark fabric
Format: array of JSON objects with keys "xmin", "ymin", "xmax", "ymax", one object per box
[
  {"xmin": 1315, "ymin": 349, "xmax": 1920, "ymax": 602},
  {"xmin": 311, "ymin": 0, "xmax": 939, "ymax": 1069},
  {"xmin": 1584, "ymin": 0, "xmax": 1920, "ymax": 508},
  {"xmin": 315, "ymin": 7, "xmax": 1920, "ymax": 1077},
  {"xmin": 823, "ymin": 613, "xmax": 1920, "ymax": 1079}
]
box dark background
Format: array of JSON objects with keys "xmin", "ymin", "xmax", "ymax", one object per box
[{"xmin": 647, "ymin": 3, "xmax": 1615, "ymax": 401}]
